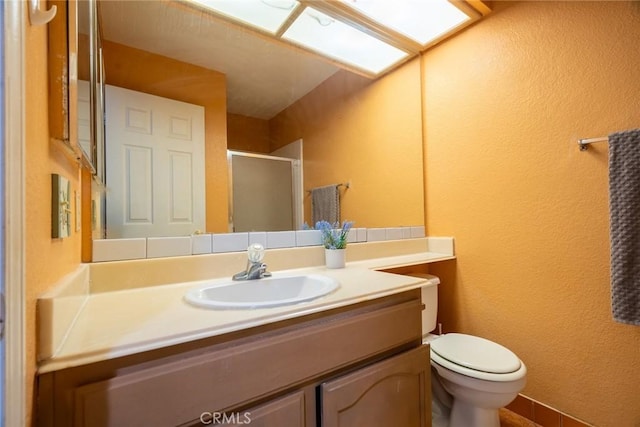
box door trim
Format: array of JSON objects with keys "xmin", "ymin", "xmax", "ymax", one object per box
[{"xmin": 3, "ymin": 1, "xmax": 27, "ymax": 424}]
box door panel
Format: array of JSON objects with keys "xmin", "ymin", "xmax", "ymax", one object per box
[
  {"xmin": 105, "ymin": 85, "xmax": 205, "ymax": 238},
  {"xmin": 321, "ymin": 346, "xmax": 431, "ymax": 427},
  {"xmin": 168, "ymin": 151, "xmax": 194, "ymax": 222},
  {"xmin": 125, "ymin": 145, "xmax": 153, "ymax": 223}
]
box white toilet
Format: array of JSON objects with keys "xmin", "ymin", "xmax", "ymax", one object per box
[{"xmin": 420, "ymin": 276, "xmax": 527, "ymax": 427}]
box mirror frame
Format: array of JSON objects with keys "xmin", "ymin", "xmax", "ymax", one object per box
[
  {"xmin": 47, "ymin": 0, "xmax": 74, "ymax": 150},
  {"xmin": 48, "ymin": 0, "xmax": 106, "ymax": 260},
  {"xmin": 48, "ymin": 0, "xmax": 103, "ymax": 177}
]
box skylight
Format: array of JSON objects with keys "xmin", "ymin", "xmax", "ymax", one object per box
[
  {"xmin": 339, "ymin": 0, "xmax": 472, "ymax": 46},
  {"xmin": 184, "ymin": 0, "xmax": 479, "ymax": 76},
  {"xmin": 282, "ymin": 7, "xmax": 410, "ymax": 75},
  {"xmin": 188, "ymin": 0, "xmax": 300, "ymax": 34}
]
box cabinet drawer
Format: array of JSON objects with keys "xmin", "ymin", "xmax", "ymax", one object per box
[{"xmin": 70, "ymin": 296, "xmax": 422, "ymax": 426}]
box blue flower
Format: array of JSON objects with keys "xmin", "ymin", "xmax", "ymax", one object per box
[{"xmin": 315, "ymin": 220, "xmax": 354, "ymax": 249}]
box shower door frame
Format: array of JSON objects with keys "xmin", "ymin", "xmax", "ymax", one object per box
[{"xmin": 227, "ymin": 150, "xmax": 303, "ymax": 233}]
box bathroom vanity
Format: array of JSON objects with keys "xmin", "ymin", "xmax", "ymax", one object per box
[
  {"xmin": 36, "ymin": 239, "xmax": 454, "ymax": 426},
  {"xmin": 37, "ymin": 289, "xmax": 430, "ymax": 426}
]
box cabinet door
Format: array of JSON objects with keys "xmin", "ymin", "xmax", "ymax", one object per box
[
  {"xmin": 216, "ymin": 390, "xmax": 308, "ymax": 427},
  {"xmin": 321, "ymin": 346, "xmax": 431, "ymax": 427}
]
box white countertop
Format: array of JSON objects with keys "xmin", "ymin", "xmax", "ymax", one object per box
[{"xmin": 38, "ymin": 248, "xmax": 452, "ymax": 373}]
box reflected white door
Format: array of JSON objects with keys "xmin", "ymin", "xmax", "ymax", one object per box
[{"xmin": 105, "ymin": 85, "xmax": 205, "ymax": 238}]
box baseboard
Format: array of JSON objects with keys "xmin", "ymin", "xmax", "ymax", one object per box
[{"xmin": 506, "ymin": 394, "xmax": 595, "ymax": 427}]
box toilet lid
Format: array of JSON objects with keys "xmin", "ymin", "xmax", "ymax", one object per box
[{"xmin": 430, "ymin": 333, "xmax": 521, "ymax": 374}]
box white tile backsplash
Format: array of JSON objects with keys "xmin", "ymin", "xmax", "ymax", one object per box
[
  {"xmin": 410, "ymin": 226, "xmax": 426, "ymax": 238},
  {"xmin": 402, "ymin": 227, "xmax": 413, "ymax": 239},
  {"xmin": 147, "ymin": 237, "xmax": 192, "ymax": 258},
  {"xmin": 248, "ymin": 232, "xmax": 268, "ymax": 248},
  {"xmin": 93, "ymin": 238, "xmax": 147, "ymax": 262},
  {"xmin": 191, "ymin": 234, "xmax": 212, "ymax": 255},
  {"xmin": 90, "ymin": 225, "xmax": 434, "ymax": 261},
  {"xmin": 367, "ymin": 228, "xmax": 387, "ymax": 242},
  {"xmin": 267, "ymin": 231, "xmax": 296, "ymax": 249},
  {"xmin": 296, "ymin": 230, "xmax": 322, "ymax": 247},
  {"xmin": 386, "ymin": 227, "xmax": 404, "ymax": 241},
  {"xmin": 212, "ymin": 233, "xmax": 249, "ymax": 253}
]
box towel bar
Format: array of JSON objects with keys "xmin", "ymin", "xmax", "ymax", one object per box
[
  {"xmin": 306, "ymin": 182, "xmax": 350, "ymax": 194},
  {"xmin": 578, "ymin": 136, "xmax": 608, "ymax": 151}
]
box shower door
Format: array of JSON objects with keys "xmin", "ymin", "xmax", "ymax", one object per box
[{"xmin": 228, "ymin": 151, "xmax": 298, "ymax": 232}]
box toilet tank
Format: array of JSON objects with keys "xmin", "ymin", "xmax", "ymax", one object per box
[{"xmin": 408, "ymin": 274, "xmax": 439, "ymax": 335}]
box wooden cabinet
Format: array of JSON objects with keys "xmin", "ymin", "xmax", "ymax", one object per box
[
  {"xmin": 321, "ymin": 346, "xmax": 431, "ymax": 427},
  {"xmin": 36, "ymin": 290, "xmax": 430, "ymax": 427}
]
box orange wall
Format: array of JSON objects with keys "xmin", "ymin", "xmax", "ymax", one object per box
[
  {"xmin": 227, "ymin": 113, "xmax": 270, "ymax": 153},
  {"xmin": 423, "ymin": 2, "xmax": 640, "ymax": 426},
  {"xmin": 102, "ymin": 41, "xmax": 229, "ymax": 232},
  {"xmin": 25, "ymin": 16, "xmax": 83, "ymax": 425},
  {"xmin": 270, "ymin": 59, "xmax": 424, "ymax": 227}
]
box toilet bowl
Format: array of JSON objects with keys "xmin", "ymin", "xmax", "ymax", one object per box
[
  {"xmin": 429, "ymin": 333, "xmax": 527, "ymax": 427},
  {"xmin": 418, "ymin": 276, "xmax": 527, "ymax": 427}
]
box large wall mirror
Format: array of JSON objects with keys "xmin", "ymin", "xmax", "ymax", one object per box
[{"xmin": 93, "ymin": 0, "xmax": 428, "ymax": 243}]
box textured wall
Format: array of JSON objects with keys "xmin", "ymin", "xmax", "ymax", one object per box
[
  {"xmin": 270, "ymin": 58, "xmax": 425, "ymax": 228},
  {"xmin": 227, "ymin": 113, "xmax": 271, "ymax": 154},
  {"xmin": 25, "ymin": 16, "xmax": 83, "ymax": 425},
  {"xmin": 424, "ymin": 2, "xmax": 640, "ymax": 425}
]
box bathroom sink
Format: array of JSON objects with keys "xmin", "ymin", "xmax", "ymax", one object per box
[{"xmin": 184, "ymin": 274, "xmax": 340, "ymax": 309}]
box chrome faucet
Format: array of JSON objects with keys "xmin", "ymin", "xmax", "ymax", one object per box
[{"xmin": 233, "ymin": 243, "xmax": 272, "ymax": 281}]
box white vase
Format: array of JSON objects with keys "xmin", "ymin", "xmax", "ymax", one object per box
[{"xmin": 325, "ymin": 248, "xmax": 346, "ymax": 269}]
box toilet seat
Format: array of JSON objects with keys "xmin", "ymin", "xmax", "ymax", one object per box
[{"xmin": 430, "ymin": 333, "xmax": 526, "ymax": 382}]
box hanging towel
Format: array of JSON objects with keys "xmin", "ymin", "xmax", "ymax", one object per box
[
  {"xmin": 312, "ymin": 184, "xmax": 340, "ymax": 225},
  {"xmin": 609, "ymin": 128, "xmax": 640, "ymax": 326}
]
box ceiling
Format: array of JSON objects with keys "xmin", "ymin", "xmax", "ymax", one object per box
[{"xmin": 99, "ymin": 1, "xmax": 344, "ymax": 120}]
